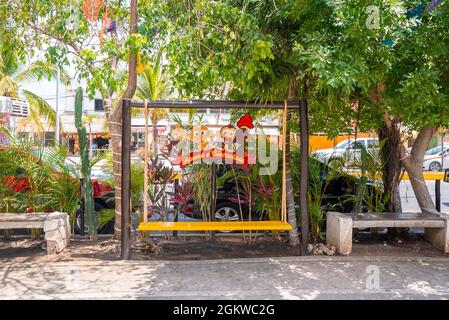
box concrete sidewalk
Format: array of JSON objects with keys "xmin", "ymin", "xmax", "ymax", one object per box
[{"xmin": 1, "ymin": 256, "xmax": 449, "ymax": 300}]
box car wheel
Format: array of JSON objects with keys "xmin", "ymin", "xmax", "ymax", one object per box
[
  {"xmin": 75, "ymin": 202, "xmax": 113, "ymax": 234},
  {"xmin": 429, "ymin": 161, "xmax": 442, "ymax": 172},
  {"xmin": 215, "ymin": 202, "xmax": 240, "ymax": 232},
  {"xmin": 215, "ymin": 202, "xmax": 240, "ymax": 221},
  {"xmin": 75, "ymin": 210, "xmax": 90, "ymax": 235}
]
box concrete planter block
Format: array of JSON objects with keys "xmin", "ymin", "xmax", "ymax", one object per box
[
  {"xmin": 43, "ymin": 219, "xmax": 59, "ymax": 232},
  {"xmin": 0, "ymin": 212, "xmax": 70, "ymax": 255},
  {"xmin": 326, "ymin": 212, "xmax": 353, "ymax": 255},
  {"xmin": 46, "ymin": 237, "xmax": 67, "ymax": 255},
  {"xmin": 425, "ymin": 212, "xmax": 449, "ymax": 253},
  {"xmin": 326, "ymin": 211, "xmax": 449, "ymax": 255}
]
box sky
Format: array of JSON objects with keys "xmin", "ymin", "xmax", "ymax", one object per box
[{"xmin": 20, "ymin": 56, "xmax": 98, "ymax": 114}]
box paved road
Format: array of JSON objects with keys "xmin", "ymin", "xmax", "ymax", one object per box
[
  {"xmin": 400, "ymin": 180, "xmax": 449, "ymax": 213},
  {"xmin": 1, "ymin": 256, "xmax": 449, "ymax": 299}
]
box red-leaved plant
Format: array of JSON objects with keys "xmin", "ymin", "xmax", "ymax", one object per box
[{"xmin": 167, "ymin": 182, "xmax": 194, "ymax": 215}]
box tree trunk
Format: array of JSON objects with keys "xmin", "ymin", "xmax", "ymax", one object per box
[
  {"xmin": 110, "ymin": 119, "xmax": 123, "ymax": 238},
  {"xmin": 400, "ymin": 126, "xmax": 436, "ymax": 212},
  {"xmin": 383, "ymin": 115, "xmax": 436, "ymax": 213},
  {"xmin": 408, "ymin": 169, "xmax": 435, "ymax": 211},
  {"xmin": 378, "ymin": 121, "xmax": 402, "ymax": 212},
  {"xmin": 111, "ymin": 0, "xmax": 139, "ymax": 239},
  {"xmin": 286, "ymin": 75, "xmax": 300, "ymax": 247}
]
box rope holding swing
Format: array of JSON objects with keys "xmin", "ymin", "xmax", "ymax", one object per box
[
  {"xmin": 143, "ymin": 99, "xmax": 149, "ymax": 223},
  {"xmin": 281, "ymin": 101, "xmax": 288, "ymax": 223}
]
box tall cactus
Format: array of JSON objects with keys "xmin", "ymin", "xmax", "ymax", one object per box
[{"xmin": 75, "ymin": 87, "xmax": 97, "ymax": 240}]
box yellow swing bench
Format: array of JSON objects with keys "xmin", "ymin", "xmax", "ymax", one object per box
[{"xmin": 137, "ymin": 100, "xmax": 292, "ymax": 232}]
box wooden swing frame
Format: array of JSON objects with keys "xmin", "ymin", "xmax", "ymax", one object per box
[{"xmin": 120, "ymin": 99, "xmax": 307, "ymax": 259}]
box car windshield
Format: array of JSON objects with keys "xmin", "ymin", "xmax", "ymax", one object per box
[
  {"xmin": 335, "ymin": 140, "xmax": 351, "ymax": 149},
  {"xmin": 425, "ymin": 146, "xmax": 443, "ymax": 155}
]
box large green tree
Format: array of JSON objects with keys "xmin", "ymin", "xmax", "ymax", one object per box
[
  {"xmin": 2, "ymin": 0, "xmax": 143, "ymax": 239},
  {"xmin": 313, "ymin": 0, "xmax": 449, "ymax": 213},
  {"xmin": 381, "ymin": 1, "xmax": 449, "ymax": 212},
  {"xmin": 154, "ymin": 0, "xmax": 449, "ymax": 240}
]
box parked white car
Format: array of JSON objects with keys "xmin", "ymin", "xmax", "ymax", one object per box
[
  {"xmin": 312, "ymin": 138, "xmax": 379, "ymax": 164},
  {"xmin": 422, "ymin": 145, "xmax": 449, "ymax": 172}
]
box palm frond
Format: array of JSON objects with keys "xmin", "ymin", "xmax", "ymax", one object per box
[
  {"xmin": 22, "ymin": 89, "xmax": 57, "ymax": 126},
  {"xmin": 134, "ymin": 53, "xmax": 171, "ymax": 121},
  {"xmin": 98, "ymin": 209, "xmax": 115, "ymax": 229},
  {"xmin": 135, "ymin": 52, "xmax": 170, "ymax": 101},
  {"xmin": 101, "ymin": 116, "xmax": 110, "ymax": 132},
  {"xmin": 0, "ymin": 76, "xmax": 19, "ymax": 96},
  {"xmin": 14, "ymin": 63, "xmax": 71, "ymax": 86},
  {"xmin": 0, "ymin": 126, "xmax": 13, "ymax": 141},
  {"xmin": 44, "ymin": 142, "xmax": 74, "ymax": 175},
  {"xmin": 25, "ymin": 107, "xmax": 45, "ymax": 133},
  {"xmin": 90, "ymin": 150, "xmax": 107, "ymax": 168}
]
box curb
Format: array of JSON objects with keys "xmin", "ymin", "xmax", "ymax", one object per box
[{"xmin": 1, "ymin": 254, "xmax": 448, "ymax": 268}]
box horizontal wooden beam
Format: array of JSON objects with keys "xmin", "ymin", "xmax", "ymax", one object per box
[{"xmin": 128, "ymin": 99, "xmax": 300, "ymax": 110}]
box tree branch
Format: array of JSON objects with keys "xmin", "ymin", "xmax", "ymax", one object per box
[
  {"xmin": 410, "ymin": 126, "xmax": 435, "ymax": 162},
  {"xmin": 112, "ymin": 0, "xmax": 138, "ymax": 121},
  {"xmin": 27, "ymin": 22, "xmax": 81, "ymax": 53},
  {"xmin": 383, "ymin": 112, "xmax": 410, "ymax": 164}
]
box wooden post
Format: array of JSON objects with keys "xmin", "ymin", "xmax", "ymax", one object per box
[
  {"xmin": 281, "ymin": 101, "xmax": 287, "ymax": 223},
  {"xmin": 210, "ymin": 163, "xmax": 217, "ymax": 241},
  {"xmin": 441, "ymin": 134, "xmax": 444, "ymax": 172},
  {"xmin": 436, "ymin": 179, "xmax": 441, "ymax": 212},
  {"xmin": 143, "ymin": 100, "xmax": 149, "ymax": 223},
  {"xmin": 121, "ymin": 99, "xmax": 132, "ymax": 260},
  {"xmin": 300, "ymin": 99, "xmax": 309, "ymax": 256}
]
